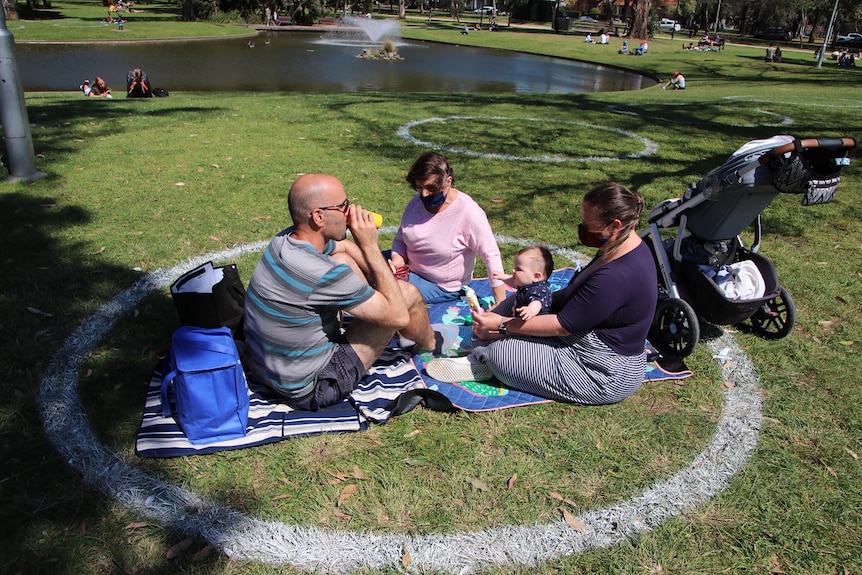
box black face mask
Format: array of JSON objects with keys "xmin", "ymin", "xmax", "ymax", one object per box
[
  {"xmin": 578, "ymin": 223, "xmax": 609, "ymax": 248},
  {"xmin": 420, "ymin": 191, "xmax": 447, "ymax": 212}
]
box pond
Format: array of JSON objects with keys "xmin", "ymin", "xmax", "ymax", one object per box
[{"xmin": 17, "ymin": 28, "xmax": 651, "ymax": 93}]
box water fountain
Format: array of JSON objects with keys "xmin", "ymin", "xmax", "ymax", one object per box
[{"xmin": 320, "ymin": 15, "xmax": 403, "ymax": 50}]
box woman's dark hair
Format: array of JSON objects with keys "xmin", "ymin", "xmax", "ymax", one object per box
[
  {"xmin": 583, "ymin": 182, "xmax": 645, "ymax": 256},
  {"xmin": 405, "ymin": 151, "xmax": 454, "ymax": 192}
]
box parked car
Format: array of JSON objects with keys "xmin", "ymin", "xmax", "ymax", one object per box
[
  {"xmin": 658, "ymin": 18, "xmax": 681, "ymax": 33},
  {"xmin": 753, "ymin": 27, "xmax": 793, "ymax": 41},
  {"xmin": 579, "ymin": 15, "xmax": 597, "ymax": 22},
  {"xmin": 836, "ymin": 32, "xmax": 862, "ymax": 42},
  {"xmin": 473, "ymin": 6, "xmax": 495, "ymax": 15}
]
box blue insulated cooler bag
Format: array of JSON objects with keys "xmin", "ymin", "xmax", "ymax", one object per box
[{"xmin": 160, "ymin": 326, "xmax": 250, "ymax": 444}]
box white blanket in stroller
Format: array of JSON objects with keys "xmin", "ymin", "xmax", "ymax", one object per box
[{"xmin": 698, "ymin": 260, "xmax": 766, "ymax": 301}]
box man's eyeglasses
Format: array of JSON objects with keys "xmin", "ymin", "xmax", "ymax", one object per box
[{"xmin": 317, "ymin": 198, "xmax": 350, "ymax": 214}]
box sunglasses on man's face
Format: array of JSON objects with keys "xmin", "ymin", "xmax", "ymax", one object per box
[{"xmin": 317, "ymin": 198, "xmax": 350, "ymax": 214}]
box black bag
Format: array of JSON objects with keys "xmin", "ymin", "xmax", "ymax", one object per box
[{"xmin": 170, "ymin": 261, "xmax": 245, "ymax": 335}]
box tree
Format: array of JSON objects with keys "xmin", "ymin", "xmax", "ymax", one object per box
[{"xmin": 629, "ymin": 0, "xmax": 651, "ymax": 38}]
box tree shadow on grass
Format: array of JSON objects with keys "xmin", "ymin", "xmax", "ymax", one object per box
[{"xmin": 0, "ymin": 98, "xmax": 246, "ymax": 574}]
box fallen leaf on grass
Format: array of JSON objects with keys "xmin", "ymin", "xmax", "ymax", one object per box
[
  {"xmin": 769, "ymin": 554, "xmax": 785, "ymax": 574},
  {"xmin": 846, "ymin": 447, "xmax": 858, "ymax": 460},
  {"xmin": 337, "ymin": 484, "xmax": 357, "ymax": 506},
  {"xmin": 722, "ymin": 380, "xmax": 735, "ymax": 389},
  {"xmin": 507, "ymin": 473, "xmax": 518, "ymax": 490},
  {"xmin": 209, "ymin": 235, "xmax": 221, "ymax": 242},
  {"xmin": 351, "ymin": 465, "xmax": 367, "ymax": 480},
  {"xmin": 333, "ymin": 509, "xmax": 352, "ymax": 520},
  {"xmin": 325, "ymin": 470, "xmax": 348, "ymax": 482},
  {"xmin": 559, "ymin": 507, "xmax": 585, "ymax": 532},
  {"xmin": 270, "ymin": 494, "xmax": 291, "ymax": 501},
  {"xmin": 124, "ymin": 522, "xmax": 149, "ymax": 530},
  {"xmin": 548, "ymin": 491, "xmax": 577, "ymax": 507},
  {"xmin": 175, "ymin": 182, "xmax": 185, "ymax": 187},
  {"xmin": 25, "ymin": 306, "xmax": 53, "ymax": 317},
  {"xmin": 403, "ymin": 429, "xmax": 421, "ymax": 438},
  {"xmin": 192, "ymin": 546, "xmax": 212, "ymax": 562},
  {"xmin": 91, "ymin": 246, "xmax": 105, "ymax": 255},
  {"xmin": 819, "ymin": 458, "xmax": 839, "ymax": 478},
  {"xmin": 166, "ymin": 538, "xmax": 194, "ymax": 559},
  {"xmin": 402, "ymin": 546, "xmax": 412, "ymax": 568},
  {"xmin": 818, "ymin": 320, "xmax": 836, "ymax": 327},
  {"xmin": 838, "ymin": 340, "xmax": 855, "ymax": 346},
  {"xmin": 467, "ymin": 477, "xmax": 489, "ymax": 491}
]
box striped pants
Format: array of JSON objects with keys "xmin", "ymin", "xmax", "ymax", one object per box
[{"xmin": 472, "ymin": 299, "xmax": 646, "ymax": 405}]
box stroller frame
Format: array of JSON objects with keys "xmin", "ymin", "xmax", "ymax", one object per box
[{"xmin": 642, "ymin": 135, "xmax": 856, "ymax": 357}]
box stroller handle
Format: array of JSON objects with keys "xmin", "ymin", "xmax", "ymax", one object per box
[{"xmin": 758, "ymin": 137, "xmax": 857, "ymax": 166}]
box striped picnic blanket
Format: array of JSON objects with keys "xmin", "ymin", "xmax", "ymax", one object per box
[{"xmin": 135, "ymin": 350, "xmax": 423, "ymax": 458}]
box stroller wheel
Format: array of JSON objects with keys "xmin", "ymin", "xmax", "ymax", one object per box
[
  {"xmin": 650, "ymin": 298, "xmax": 700, "ymax": 358},
  {"xmin": 749, "ymin": 287, "xmax": 796, "ymax": 340}
]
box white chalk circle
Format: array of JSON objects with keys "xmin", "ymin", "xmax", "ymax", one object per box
[
  {"xmin": 397, "ymin": 116, "xmax": 659, "ymax": 162},
  {"xmin": 605, "ymin": 103, "xmax": 794, "ymax": 128},
  {"xmin": 39, "ymin": 238, "xmax": 762, "ymax": 573}
]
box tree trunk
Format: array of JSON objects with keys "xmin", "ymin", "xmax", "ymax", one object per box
[
  {"xmin": 398, "ymin": 0, "xmax": 405, "ymax": 19},
  {"xmin": 630, "ymin": 0, "xmax": 650, "ymax": 39}
]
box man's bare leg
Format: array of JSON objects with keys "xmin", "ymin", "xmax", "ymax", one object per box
[{"xmin": 396, "ymin": 281, "xmax": 435, "ymax": 351}]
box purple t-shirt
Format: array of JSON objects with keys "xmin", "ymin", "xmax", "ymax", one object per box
[{"xmin": 555, "ymin": 241, "xmax": 657, "ymax": 356}]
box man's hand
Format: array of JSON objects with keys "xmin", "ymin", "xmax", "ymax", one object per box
[{"xmin": 346, "ymin": 204, "xmax": 379, "ymax": 249}]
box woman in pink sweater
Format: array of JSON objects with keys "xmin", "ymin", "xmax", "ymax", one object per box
[{"xmin": 390, "ymin": 152, "xmax": 507, "ymax": 305}]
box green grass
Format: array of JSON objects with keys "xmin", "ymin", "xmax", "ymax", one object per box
[
  {"xmin": 9, "ymin": 0, "xmax": 252, "ymax": 40},
  {"xmin": 2, "ymin": 4, "xmax": 862, "ymax": 575}
]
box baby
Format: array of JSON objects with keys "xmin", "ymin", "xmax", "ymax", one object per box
[{"xmin": 493, "ymin": 246, "xmax": 554, "ymax": 321}]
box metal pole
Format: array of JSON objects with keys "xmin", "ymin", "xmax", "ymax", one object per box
[
  {"xmin": 713, "ymin": 0, "xmax": 722, "ymax": 34},
  {"xmin": 816, "ymin": 0, "xmax": 840, "ymax": 68},
  {"xmin": 0, "ymin": 6, "xmax": 44, "ymax": 182}
]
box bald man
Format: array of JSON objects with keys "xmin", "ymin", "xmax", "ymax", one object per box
[{"xmin": 243, "ymin": 174, "xmax": 439, "ymax": 411}]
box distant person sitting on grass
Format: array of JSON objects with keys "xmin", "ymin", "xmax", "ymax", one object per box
[
  {"xmin": 662, "ymin": 70, "xmax": 686, "ymax": 90},
  {"xmin": 126, "ymin": 68, "xmax": 153, "ymax": 98},
  {"xmin": 632, "ymin": 40, "xmax": 648, "ymax": 55},
  {"xmin": 619, "ymin": 40, "xmax": 628, "ymax": 54},
  {"xmin": 584, "ymin": 33, "xmax": 593, "ymax": 43}
]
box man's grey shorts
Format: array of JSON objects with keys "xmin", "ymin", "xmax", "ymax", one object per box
[{"xmin": 294, "ymin": 343, "xmax": 365, "ymax": 412}]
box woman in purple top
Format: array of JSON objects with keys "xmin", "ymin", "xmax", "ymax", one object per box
[
  {"xmin": 389, "ymin": 152, "xmax": 507, "ymax": 305},
  {"xmin": 426, "ymin": 182, "xmax": 658, "ymax": 405}
]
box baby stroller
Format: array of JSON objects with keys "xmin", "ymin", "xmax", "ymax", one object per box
[{"xmin": 642, "ymin": 135, "xmax": 856, "ymax": 357}]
